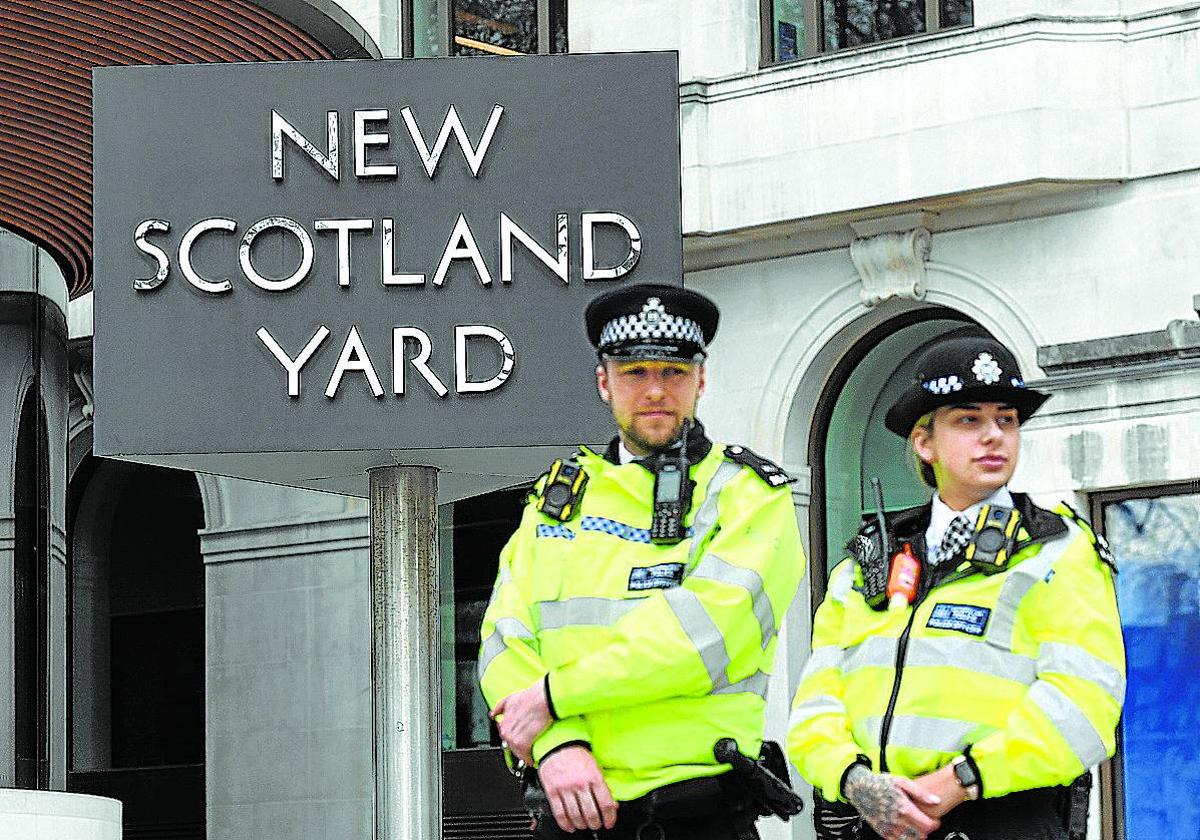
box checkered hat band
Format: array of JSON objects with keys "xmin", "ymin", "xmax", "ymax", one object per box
[{"xmin": 598, "ymin": 311, "xmax": 706, "ymax": 351}]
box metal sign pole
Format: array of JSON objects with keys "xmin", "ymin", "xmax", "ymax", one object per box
[{"xmin": 369, "ymin": 465, "xmax": 441, "ymax": 840}]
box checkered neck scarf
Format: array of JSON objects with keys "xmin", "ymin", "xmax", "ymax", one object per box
[{"xmin": 933, "ymin": 513, "xmax": 973, "ymax": 566}]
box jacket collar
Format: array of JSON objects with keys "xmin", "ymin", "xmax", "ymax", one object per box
[
  {"xmin": 602, "ymin": 419, "xmax": 714, "ymax": 470},
  {"xmin": 884, "ymin": 491, "xmax": 1068, "ymax": 551}
]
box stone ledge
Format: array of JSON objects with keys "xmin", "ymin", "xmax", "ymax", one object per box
[
  {"xmin": 199, "ymin": 511, "xmax": 369, "ymax": 565},
  {"xmin": 1038, "ymin": 320, "xmax": 1200, "ymax": 375},
  {"xmin": 0, "ymin": 790, "xmax": 121, "ymax": 840}
]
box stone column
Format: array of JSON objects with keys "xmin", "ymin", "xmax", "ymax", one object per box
[{"xmin": 0, "ymin": 227, "xmax": 70, "ymax": 790}]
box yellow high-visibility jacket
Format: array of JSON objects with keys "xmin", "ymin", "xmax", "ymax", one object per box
[
  {"xmin": 787, "ymin": 495, "xmax": 1124, "ymax": 802},
  {"xmin": 478, "ymin": 440, "xmax": 805, "ymax": 801}
]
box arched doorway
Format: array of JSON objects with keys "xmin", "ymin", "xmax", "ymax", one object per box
[
  {"xmin": 807, "ymin": 309, "xmax": 978, "ymax": 595},
  {"xmin": 68, "ymin": 459, "xmax": 206, "ymax": 840}
]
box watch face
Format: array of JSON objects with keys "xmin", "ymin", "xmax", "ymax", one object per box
[{"xmin": 953, "ymin": 758, "xmax": 979, "ymax": 793}]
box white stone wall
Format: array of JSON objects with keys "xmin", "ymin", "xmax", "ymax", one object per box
[
  {"xmin": 691, "ymin": 172, "xmax": 1200, "ymax": 480},
  {"xmin": 331, "ymin": 0, "xmax": 401, "ymax": 56},
  {"xmin": 0, "ymin": 791, "xmax": 120, "ymax": 840},
  {"xmin": 200, "ymin": 478, "xmax": 371, "ymax": 840}
]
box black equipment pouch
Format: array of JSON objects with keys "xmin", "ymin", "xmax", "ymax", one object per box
[
  {"xmin": 536, "ymin": 458, "xmax": 588, "ymax": 522},
  {"xmin": 812, "ymin": 792, "xmax": 861, "ymax": 840},
  {"xmin": 714, "ymin": 738, "xmax": 804, "ymax": 820},
  {"xmin": 520, "ymin": 767, "xmax": 552, "ymax": 830},
  {"xmin": 965, "ymin": 504, "xmax": 1021, "ymax": 574},
  {"xmin": 847, "ymin": 525, "xmax": 889, "ymax": 611},
  {"xmin": 1064, "ymin": 772, "xmax": 1092, "ymax": 840}
]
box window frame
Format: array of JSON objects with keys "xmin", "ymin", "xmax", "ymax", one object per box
[
  {"xmin": 402, "ymin": 0, "xmax": 564, "ymax": 58},
  {"xmin": 760, "ymin": 0, "xmax": 969, "ymax": 67},
  {"xmin": 1089, "ymin": 480, "xmax": 1199, "ymax": 840}
]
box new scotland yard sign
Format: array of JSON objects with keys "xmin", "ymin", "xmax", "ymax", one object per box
[{"xmin": 92, "ymin": 53, "xmax": 681, "ymax": 501}]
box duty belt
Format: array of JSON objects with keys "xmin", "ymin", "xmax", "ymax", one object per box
[{"xmin": 523, "ymin": 770, "xmax": 757, "ymax": 838}]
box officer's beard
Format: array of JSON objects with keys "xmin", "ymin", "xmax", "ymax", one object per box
[
  {"xmin": 624, "ymin": 417, "xmax": 711, "ymax": 465},
  {"xmin": 619, "ymin": 413, "xmax": 690, "ymax": 457}
]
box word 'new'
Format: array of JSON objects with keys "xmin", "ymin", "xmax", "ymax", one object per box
[{"xmin": 272, "ymin": 105, "xmax": 504, "ymax": 181}]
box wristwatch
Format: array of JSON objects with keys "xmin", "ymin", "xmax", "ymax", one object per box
[{"xmin": 951, "ymin": 755, "xmax": 981, "ymax": 800}]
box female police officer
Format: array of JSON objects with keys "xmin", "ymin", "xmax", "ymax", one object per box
[{"xmin": 787, "ymin": 328, "xmax": 1125, "ymax": 840}]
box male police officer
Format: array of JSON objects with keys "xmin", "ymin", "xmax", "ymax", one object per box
[
  {"xmin": 478, "ymin": 283, "xmax": 805, "ymax": 839},
  {"xmin": 787, "ymin": 329, "xmax": 1124, "ymax": 840}
]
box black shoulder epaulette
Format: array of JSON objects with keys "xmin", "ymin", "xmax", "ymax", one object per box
[
  {"xmin": 724, "ymin": 444, "xmax": 795, "ymax": 488},
  {"xmin": 1060, "ymin": 503, "xmax": 1117, "ymax": 572}
]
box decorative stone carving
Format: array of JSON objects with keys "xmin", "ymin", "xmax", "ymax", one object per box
[
  {"xmin": 850, "ymin": 227, "xmax": 932, "ymax": 307},
  {"xmin": 72, "ymin": 365, "xmax": 93, "ymax": 420}
]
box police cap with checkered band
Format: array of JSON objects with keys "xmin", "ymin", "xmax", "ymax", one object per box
[
  {"xmin": 585, "ymin": 283, "xmax": 719, "ymax": 362},
  {"xmin": 884, "ymin": 327, "xmax": 1051, "ymax": 437}
]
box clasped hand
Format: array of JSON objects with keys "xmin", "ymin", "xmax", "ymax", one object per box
[
  {"xmin": 844, "ymin": 763, "xmax": 966, "ymax": 840},
  {"xmin": 491, "ymin": 682, "xmax": 618, "ymax": 833},
  {"xmin": 490, "ymin": 680, "xmax": 553, "ymax": 766}
]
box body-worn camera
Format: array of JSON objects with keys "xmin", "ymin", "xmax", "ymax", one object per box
[
  {"xmin": 965, "ymin": 503, "xmax": 1021, "ymax": 572},
  {"xmin": 536, "ymin": 459, "xmax": 588, "ymax": 522}
]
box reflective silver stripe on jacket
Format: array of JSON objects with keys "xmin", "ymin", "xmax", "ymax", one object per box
[
  {"xmin": 842, "ymin": 636, "xmax": 1036, "ymax": 686},
  {"xmin": 984, "ymin": 521, "xmax": 1080, "ymax": 650},
  {"xmin": 688, "ymin": 460, "xmax": 743, "ymax": 563},
  {"xmin": 854, "ymin": 715, "xmax": 979, "ymax": 754},
  {"xmin": 842, "ymin": 636, "xmax": 898, "ymax": 675},
  {"xmin": 538, "ymin": 596, "xmax": 644, "ymax": 630},
  {"xmin": 1028, "ymin": 680, "xmax": 1109, "ymax": 768},
  {"xmin": 1038, "ymin": 642, "xmax": 1126, "ymax": 705},
  {"xmin": 690, "ymin": 551, "xmax": 776, "ymax": 649},
  {"xmin": 714, "ymin": 670, "xmax": 771, "ymax": 698},
  {"xmin": 663, "ymin": 586, "xmax": 732, "ymax": 689},
  {"xmin": 799, "ymin": 645, "xmax": 844, "ymax": 681},
  {"xmin": 477, "ymin": 617, "xmax": 535, "ymax": 680},
  {"xmin": 789, "ymin": 694, "xmax": 846, "ymax": 730}
]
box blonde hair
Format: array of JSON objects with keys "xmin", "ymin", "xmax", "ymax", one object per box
[{"xmin": 909, "ymin": 412, "xmax": 938, "ymax": 489}]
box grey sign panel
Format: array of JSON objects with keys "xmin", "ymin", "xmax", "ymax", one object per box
[{"xmin": 92, "ymin": 53, "xmax": 681, "ymax": 500}]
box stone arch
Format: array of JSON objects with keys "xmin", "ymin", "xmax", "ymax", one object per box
[
  {"xmin": 194, "ymin": 472, "xmax": 230, "ymax": 531},
  {"xmin": 754, "ymin": 260, "xmax": 1045, "ymax": 480}
]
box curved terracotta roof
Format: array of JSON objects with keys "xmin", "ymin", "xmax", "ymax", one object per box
[{"xmin": 0, "ymin": 0, "xmax": 349, "ymax": 298}]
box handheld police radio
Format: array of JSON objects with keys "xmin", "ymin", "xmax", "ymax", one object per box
[
  {"xmin": 854, "ymin": 479, "xmax": 893, "ymax": 609},
  {"xmin": 650, "ymin": 419, "xmax": 694, "ymax": 544}
]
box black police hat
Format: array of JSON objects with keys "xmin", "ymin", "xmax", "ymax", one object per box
[
  {"xmin": 884, "ymin": 328, "xmax": 1050, "ymax": 437},
  {"xmin": 585, "ymin": 283, "xmax": 719, "ymax": 362}
]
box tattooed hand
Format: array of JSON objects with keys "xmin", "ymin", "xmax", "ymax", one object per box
[{"xmin": 843, "ymin": 765, "xmax": 942, "ymax": 840}]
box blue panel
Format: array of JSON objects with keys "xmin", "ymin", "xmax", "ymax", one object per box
[{"xmin": 1104, "ymin": 494, "xmax": 1200, "ymax": 838}]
